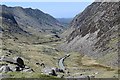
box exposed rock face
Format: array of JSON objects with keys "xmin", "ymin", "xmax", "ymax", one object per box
[
  {"xmin": 0, "ymin": 56, "xmax": 33, "ymax": 73},
  {"xmin": 0, "ymin": 5, "xmax": 32, "ymax": 42},
  {"xmin": 0, "ymin": 8, "xmax": 28, "ymax": 33},
  {"xmin": 60, "ymin": 2, "xmax": 120, "ymax": 67},
  {"xmin": 14, "ymin": 57, "xmax": 25, "ymax": 68},
  {"xmin": 0, "ymin": 56, "xmax": 25, "ymax": 68},
  {"xmin": 0, "ymin": 64, "xmax": 12, "ymax": 73},
  {"xmin": 0, "ymin": 56, "xmax": 16, "ymax": 64},
  {"xmin": 0, "ymin": 5, "xmax": 63, "ymax": 36},
  {"xmin": 49, "ymin": 69, "xmax": 57, "ymax": 76}
]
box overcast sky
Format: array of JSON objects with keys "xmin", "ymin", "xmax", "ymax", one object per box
[{"xmin": 1, "ymin": 2, "xmax": 93, "ymax": 18}]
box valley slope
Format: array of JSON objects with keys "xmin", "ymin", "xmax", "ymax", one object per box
[
  {"xmin": 60, "ymin": 2, "xmax": 119, "ymax": 68},
  {"xmin": 0, "ymin": 2, "xmax": 119, "ymax": 78},
  {"xmin": 0, "ymin": 5, "xmax": 64, "ymax": 76}
]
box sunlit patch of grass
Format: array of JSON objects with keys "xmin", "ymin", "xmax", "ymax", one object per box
[
  {"xmin": 82, "ymin": 64, "xmax": 115, "ymax": 71},
  {"xmin": 2, "ymin": 34, "xmax": 64, "ymax": 74},
  {"xmin": 96, "ymin": 52, "xmax": 118, "ymax": 68},
  {"xmin": 5, "ymin": 72, "xmax": 63, "ymax": 79},
  {"xmin": 64, "ymin": 52, "xmax": 83, "ymax": 67},
  {"xmin": 81, "ymin": 55, "xmax": 115, "ymax": 71}
]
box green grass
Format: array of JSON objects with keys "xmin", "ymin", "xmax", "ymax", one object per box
[
  {"xmin": 1, "ymin": 31, "xmax": 119, "ymax": 78},
  {"xmin": 63, "ymin": 52, "xmax": 118, "ymax": 78},
  {"xmin": 82, "ymin": 64, "xmax": 115, "ymax": 71},
  {"xmin": 96, "ymin": 52, "xmax": 118, "ymax": 68},
  {"xmin": 3, "ymin": 72, "xmax": 64, "ymax": 80},
  {"xmin": 2, "ymin": 34, "xmax": 64, "ymax": 73}
]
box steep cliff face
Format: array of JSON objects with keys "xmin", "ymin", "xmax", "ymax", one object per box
[
  {"xmin": 0, "ymin": 4, "xmax": 65, "ymax": 45},
  {"xmin": 0, "ymin": 5, "xmax": 30, "ymax": 38},
  {"xmin": 60, "ymin": 2, "xmax": 120, "ymax": 67},
  {"xmin": 0, "ymin": 5, "xmax": 63, "ymax": 35}
]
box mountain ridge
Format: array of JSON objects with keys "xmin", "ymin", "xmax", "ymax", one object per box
[
  {"xmin": 60, "ymin": 2, "xmax": 120, "ymax": 67},
  {"xmin": 0, "ymin": 5, "xmax": 64, "ymax": 36}
]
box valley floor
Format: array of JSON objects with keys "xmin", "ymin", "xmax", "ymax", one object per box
[{"xmin": 0, "ymin": 34, "xmax": 119, "ymax": 79}]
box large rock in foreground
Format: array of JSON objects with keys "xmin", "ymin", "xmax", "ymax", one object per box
[{"xmin": 0, "ymin": 56, "xmax": 25, "ymax": 68}]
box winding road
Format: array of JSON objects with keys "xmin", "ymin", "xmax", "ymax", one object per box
[{"xmin": 58, "ymin": 54, "xmax": 70, "ymax": 71}]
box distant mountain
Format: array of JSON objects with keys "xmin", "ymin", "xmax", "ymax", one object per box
[
  {"xmin": 57, "ymin": 18, "xmax": 73, "ymax": 28},
  {"xmin": 0, "ymin": 5, "xmax": 30, "ymax": 40},
  {"xmin": 0, "ymin": 5, "xmax": 64, "ymax": 36},
  {"xmin": 60, "ymin": 2, "xmax": 120, "ymax": 67}
]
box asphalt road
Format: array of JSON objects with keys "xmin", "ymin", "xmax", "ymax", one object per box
[{"xmin": 58, "ymin": 54, "xmax": 70, "ymax": 71}]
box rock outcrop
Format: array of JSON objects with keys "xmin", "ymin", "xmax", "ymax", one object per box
[
  {"xmin": 60, "ymin": 2, "xmax": 120, "ymax": 67},
  {"xmin": 0, "ymin": 56, "xmax": 33, "ymax": 73},
  {"xmin": 0, "ymin": 64, "xmax": 12, "ymax": 73}
]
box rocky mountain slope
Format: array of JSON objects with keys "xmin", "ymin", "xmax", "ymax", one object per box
[
  {"xmin": 0, "ymin": 5, "xmax": 63, "ymax": 36},
  {"xmin": 0, "ymin": 3, "xmax": 119, "ymax": 78},
  {"xmin": 0, "ymin": 5, "xmax": 30, "ymax": 36},
  {"xmin": 0, "ymin": 5, "xmax": 64, "ymax": 49},
  {"xmin": 60, "ymin": 2, "xmax": 120, "ymax": 67},
  {"xmin": 0, "ymin": 5, "xmax": 65, "ymax": 78}
]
